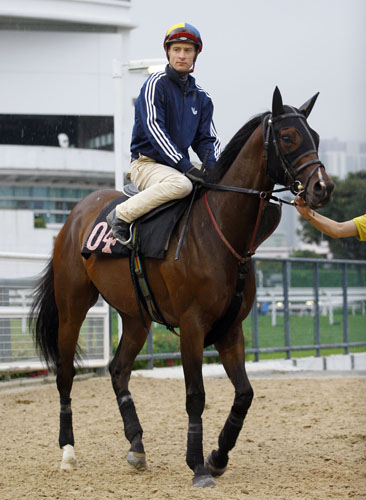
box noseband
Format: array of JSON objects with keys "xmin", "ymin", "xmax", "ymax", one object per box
[{"xmin": 262, "ymin": 111, "xmax": 324, "ymax": 196}]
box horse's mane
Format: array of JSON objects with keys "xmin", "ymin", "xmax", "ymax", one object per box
[{"xmin": 205, "ymin": 113, "xmax": 265, "ymax": 184}]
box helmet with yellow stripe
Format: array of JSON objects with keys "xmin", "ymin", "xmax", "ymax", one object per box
[{"xmin": 163, "ymin": 23, "xmax": 203, "ymax": 55}]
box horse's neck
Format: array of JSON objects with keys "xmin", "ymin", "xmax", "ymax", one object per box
[{"xmin": 208, "ymin": 130, "xmax": 273, "ymax": 255}]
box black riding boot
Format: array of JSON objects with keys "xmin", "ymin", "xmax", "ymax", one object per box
[{"xmin": 106, "ymin": 209, "xmax": 131, "ymax": 245}]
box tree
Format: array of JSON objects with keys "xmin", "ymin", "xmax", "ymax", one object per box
[{"xmin": 297, "ymin": 171, "xmax": 366, "ymax": 260}]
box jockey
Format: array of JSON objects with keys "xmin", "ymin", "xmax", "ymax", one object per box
[{"xmin": 107, "ymin": 22, "xmax": 221, "ymax": 245}]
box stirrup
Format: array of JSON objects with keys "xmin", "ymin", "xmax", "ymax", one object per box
[
  {"xmin": 116, "ymin": 223, "xmax": 134, "ymax": 247},
  {"xmin": 116, "ymin": 222, "xmax": 135, "ymax": 250}
]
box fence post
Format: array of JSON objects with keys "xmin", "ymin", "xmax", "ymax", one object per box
[
  {"xmin": 313, "ymin": 261, "xmax": 320, "ymax": 357},
  {"xmin": 0, "ymin": 286, "xmax": 11, "ymax": 362},
  {"xmin": 147, "ymin": 327, "xmax": 154, "ymax": 369},
  {"xmin": 342, "ymin": 263, "xmax": 349, "ymax": 354},
  {"xmin": 283, "ymin": 260, "xmax": 291, "ymax": 359},
  {"xmin": 252, "ymin": 260, "xmax": 259, "ymax": 361}
]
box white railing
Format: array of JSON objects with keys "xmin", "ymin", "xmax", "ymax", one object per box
[
  {"xmin": 0, "ymin": 253, "xmax": 110, "ymax": 373},
  {"xmin": 256, "ymin": 287, "xmax": 366, "ymax": 326}
]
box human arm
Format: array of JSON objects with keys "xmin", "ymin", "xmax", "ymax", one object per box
[
  {"xmin": 294, "ymin": 197, "xmax": 359, "ymax": 238},
  {"xmin": 191, "ymin": 98, "xmax": 221, "ymax": 168}
]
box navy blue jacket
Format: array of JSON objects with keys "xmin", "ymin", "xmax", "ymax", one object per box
[{"xmin": 130, "ymin": 65, "xmax": 221, "ymax": 173}]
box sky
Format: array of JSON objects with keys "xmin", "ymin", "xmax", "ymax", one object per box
[{"xmin": 129, "ymin": 0, "xmax": 365, "ymax": 147}]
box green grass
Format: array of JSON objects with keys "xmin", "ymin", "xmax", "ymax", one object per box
[{"xmin": 110, "ymin": 310, "xmax": 366, "ymax": 369}]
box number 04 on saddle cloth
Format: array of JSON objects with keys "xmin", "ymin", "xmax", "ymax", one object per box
[{"xmin": 81, "ymin": 192, "xmax": 191, "ymax": 260}]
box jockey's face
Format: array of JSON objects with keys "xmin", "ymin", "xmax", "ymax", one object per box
[{"xmin": 168, "ymin": 42, "xmax": 196, "ymax": 74}]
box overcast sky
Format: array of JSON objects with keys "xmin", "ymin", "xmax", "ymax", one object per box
[{"xmin": 129, "ymin": 0, "xmax": 365, "ymax": 146}]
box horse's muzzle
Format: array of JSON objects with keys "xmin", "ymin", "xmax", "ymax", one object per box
[{"xmin": 306, "ymin": 178, "xmax": 334, "ymax": 209}]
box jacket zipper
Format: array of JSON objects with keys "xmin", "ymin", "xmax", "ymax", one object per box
[{"xmin": 180, "ymin": 81, "xmax": 189, "ymax": 151}]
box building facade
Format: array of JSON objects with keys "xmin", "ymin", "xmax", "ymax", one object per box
[{"xmin": 0, "ymin": 0, "xmax": 139, "ymax": 276}]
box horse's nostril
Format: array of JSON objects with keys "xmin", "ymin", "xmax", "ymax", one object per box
[{"xmin": 313, "ymin": 181, "xmax": 325, "ymax": 195}]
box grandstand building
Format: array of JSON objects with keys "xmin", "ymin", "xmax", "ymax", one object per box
[{"xmin": 0, "ymin": 1, "xmax": 143, "ymax": 276}]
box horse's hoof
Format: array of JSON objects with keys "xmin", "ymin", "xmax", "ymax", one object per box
[
  {"xmin": 60, "ymin": 444, "xmax": 78, "ymax": 471},
  {"xmin": 126, "ymin": 451, "xmax": 147, "ymax": 470},
  {"xmin": 205, "ymin": 451, "xmax": 227, "ymax": 477},
  {"xmin": 192, "ymin": 464, "xmax": 216, "ymax": 487},
  {"xmin": 193, "ymin": 473, "xmax": 216, "ymax": 488}
]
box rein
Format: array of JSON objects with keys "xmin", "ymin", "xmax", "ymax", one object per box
[
  {"xmin": 201, "ymin": 181, "xmax": 294, "ymax": 206},
  {"xmin": 204, "ymin": 192, "xmax": 266, "ymax": 261}
]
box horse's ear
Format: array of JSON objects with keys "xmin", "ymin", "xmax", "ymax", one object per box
[
  {"xmin": 272, "ymin": 86, "xmax": 284, "ymax": 117},
  {"xmin": 298, "ymin": 92, "xmax": 319, "ymax": 118}
]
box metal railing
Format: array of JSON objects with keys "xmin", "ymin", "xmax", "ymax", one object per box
[
  {"xmin": 133, "ymin": 257, "xmax": 366, "ymax": 367},
  {"xmin": 0, "ymin": 277, "xmax": 110, "ymax": 373},
  {"xmin": 1, "ymin": 256, "xmax": 365, "ymax": 373}
]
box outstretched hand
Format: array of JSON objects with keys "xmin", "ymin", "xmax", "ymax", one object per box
[{"xmin": 294, "ymin": 196, "xmax": 313, "ymax": 219}]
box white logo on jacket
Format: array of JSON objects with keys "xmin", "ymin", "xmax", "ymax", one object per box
[{"xmin": 191, "ymin": 107, "xmax": 198, "ymax": 115}]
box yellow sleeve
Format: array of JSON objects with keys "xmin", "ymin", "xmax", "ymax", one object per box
[{"xmin": 352, "ymin": 214, "xmax": 366, "ymax": 241}]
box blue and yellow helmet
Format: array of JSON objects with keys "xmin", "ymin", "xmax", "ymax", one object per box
[{"xmin": 163, "ymin": 23, "xmax": 203, "ymax": 54}]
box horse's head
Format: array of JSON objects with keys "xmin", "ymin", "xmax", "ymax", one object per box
[{"xmin": 263, "ymin": 87, "xmax": 334, "ymax": 208}]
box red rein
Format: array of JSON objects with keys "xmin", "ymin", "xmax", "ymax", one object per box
[{"xmin": 204, "ymin": 192, "xmax": 265, "ymax": 261}]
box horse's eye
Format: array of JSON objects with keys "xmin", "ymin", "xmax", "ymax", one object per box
[{"xmin": 281, "ymin": 134, "xmax": 291, "ymax": 143}]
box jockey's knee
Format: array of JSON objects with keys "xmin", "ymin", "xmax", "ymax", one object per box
[{"xmin": 169, "ymin": 175, "xmax": 193, "ymax": 198}]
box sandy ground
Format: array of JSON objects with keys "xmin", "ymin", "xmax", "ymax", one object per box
[{"xmin": 1, "ymin": 374, "xmax": 365, "ymax": 500}]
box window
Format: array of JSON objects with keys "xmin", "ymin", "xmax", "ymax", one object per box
[{"xmin": 0, "ymin": 114, "xmax": 114, "ymax": 151}]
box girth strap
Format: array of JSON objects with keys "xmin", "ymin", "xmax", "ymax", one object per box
[
  {"xmin": 129, "ymin": 224, "xmax": 178, "ymax": 335},
  {"xmin": 203, "ymin": 259, "xmax": 249, "ymax": 347}
]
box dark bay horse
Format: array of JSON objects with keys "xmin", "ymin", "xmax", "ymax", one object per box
[{"xmin": 30, "ymin": 88, "xmax": 334, "ymax": 487}]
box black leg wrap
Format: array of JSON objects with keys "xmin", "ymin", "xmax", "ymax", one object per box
[
  {"xmin": 218, "ymin": 409, "xmax": 245, "ymax": 453},
  {"xmin": 210, "ymin": 448, "xmax": 229, "ymax": 470},
  {"xmin": 117, "ymin": 391, "xmax": 143, "ymax": 443},
  {"xmin": 186, "ymin": 417, "xmax": 203, "ymax": 471},
  {"xmin": 59, "ymin": 397, "xmax": 74, "ymax": 448}
]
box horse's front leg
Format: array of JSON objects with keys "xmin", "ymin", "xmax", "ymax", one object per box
[
  {"xmin": 109, "ymin": 315, "xmax": 148, "ymax": 470},
  {"xmin": 205, "ymin": 323, "xmax": 254, "ymax": 477},
  {"xmin": 180, "ymin": 328, "xmax": 216, "ymax": 488}
]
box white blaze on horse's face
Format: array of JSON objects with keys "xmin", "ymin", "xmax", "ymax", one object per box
[
  {"xmin": 168, "ymin": 42, "xmax": 196, "ymax": 73},
  {"xmin": 317, "ymin": 169, "xmax": 326, "ymax": 189}
]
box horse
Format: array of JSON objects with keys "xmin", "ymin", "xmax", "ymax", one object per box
[{"xmin": 30, "ymin": 87, "xmax": 334, "ymax": 487}]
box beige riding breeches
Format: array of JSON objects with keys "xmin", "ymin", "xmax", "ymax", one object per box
[{"xmin": 115, "ymin": 155, "xmax": 193, "ymax": 223}]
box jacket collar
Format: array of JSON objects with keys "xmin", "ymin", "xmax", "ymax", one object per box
[{"xmin": 165, "ymin": 64, "xmax": 195, "ymax": 90}]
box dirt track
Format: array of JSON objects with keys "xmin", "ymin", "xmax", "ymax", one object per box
[{"xmin": 1, "ymin": 374, "xmax": 365, "ymax": 500}]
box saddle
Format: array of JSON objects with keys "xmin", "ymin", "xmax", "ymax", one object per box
[{"xmin": 81, "ymin": 184, "xmax": 191, "ymax": 260}]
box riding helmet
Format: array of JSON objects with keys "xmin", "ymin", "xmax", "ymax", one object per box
[{"xmin": 163, "ymin": 23, "xmax": 203, "ymax": 54}]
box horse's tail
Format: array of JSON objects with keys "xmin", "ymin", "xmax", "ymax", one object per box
[{"xmin": 29, "ymin": 257, "xmax": 59, "ymax": 369}]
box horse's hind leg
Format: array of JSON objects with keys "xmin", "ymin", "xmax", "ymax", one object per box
[
  {"xmin": 55, "ymin": 275, "xmax": 98, "ymax": 471},
  {"xmin": 205, "ymin": 324, "xmax": 254, "ymax": 477},
  {"xmin": 109, "ymin": 315, "xmax": 149, "ymax": 470},
  {"xmin": 57, "ymin": 318, "xmax": 82, "ymax": 470}
]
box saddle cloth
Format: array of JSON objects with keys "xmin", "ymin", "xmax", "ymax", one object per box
[{"xmin": 81, "ymin": 187, "xmax": 190, "ymax": 260}]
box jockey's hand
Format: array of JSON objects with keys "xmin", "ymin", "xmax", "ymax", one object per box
[{"xmin": 185, "ymin": 166, "xmax": 207, "ymax": 184}]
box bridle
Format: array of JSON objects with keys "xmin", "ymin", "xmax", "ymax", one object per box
[
  {"xmin": 262, "ymin": 109, "xmax": 325, "ymax": 197},
  {"xmin": 202, "ymin": 109, "xmax": 324, "ymax": 205},
  {"xmin": 199, "ymin": 108, "xmax": 325, "ymax": 262}
]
